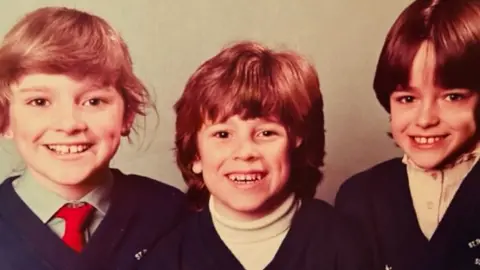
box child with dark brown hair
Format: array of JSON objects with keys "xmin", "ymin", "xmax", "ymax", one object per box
[{"xmin": 336, "ymin": 0, "xmax": 480, "ymax": 269}]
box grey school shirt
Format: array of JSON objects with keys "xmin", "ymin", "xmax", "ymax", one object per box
[{"xmin": 12, "ymin": 170, "xmax": 112, "ymax": 242}]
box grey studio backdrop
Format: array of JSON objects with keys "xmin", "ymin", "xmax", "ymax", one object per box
[{"xmin": 0, "ymin": 0, "xmax": 409, "ymax": 204}]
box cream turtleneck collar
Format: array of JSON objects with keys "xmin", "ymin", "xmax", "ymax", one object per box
[{"xmin": 209, "ymin": 193, "xmax": 300, "ymax": 269}]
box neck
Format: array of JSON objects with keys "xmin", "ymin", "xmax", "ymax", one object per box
[{"xmin": 27, "ymin": 167, "xmax": 112, "ymax": 201}]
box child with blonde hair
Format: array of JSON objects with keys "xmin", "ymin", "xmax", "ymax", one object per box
[{"xmin": 0, "ymin": 7, "xmax": 185, "ymax": 270}]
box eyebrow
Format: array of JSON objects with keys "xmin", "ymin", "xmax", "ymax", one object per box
[
  {"xmin": 84, "ymin": 87, "xmax": 116, "ymax": 94},
  {"xmin": 17, "ymin": 86, "xmax": 51, "ymax": 94},
  {"xmin": 393, "ymin": 85, "xmax": 416, "ymax": 93},
  {"xmin": 17, "ymin": 83, "xmax": 113, "ymax": 95},
  {"xmin": 83, "ymin": 80, "xmax": 111, "ymax": 90}
]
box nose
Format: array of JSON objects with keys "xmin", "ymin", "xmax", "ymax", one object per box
[
  {"xmin": 232, "ymin": 136, "xmax": 260, "ymax": 161},
  {"xmin": 415, "ymin": 100, "xmax": 440, "ymax": 128},
  {"xmin": 52, "ymin": 105, "xmax": 87, "ymax": 134}
]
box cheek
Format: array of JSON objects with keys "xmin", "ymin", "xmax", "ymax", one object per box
[
  {"xmin": 266, "ymin": 144, "xmax": 291, "ymax": 178},
  {"xmin": 199, "ymin": 151, "xmax": 225, "ymax": 172},
  {"xmin": 8, "ymin": 107, "xmax": 30, "ymax": 132},
  {"xmin": 97, "ymin": 98, "xmax": 127, "ymax": 127},
  {"xmin": 446, "ymin": 111, "xmax": 477, "ymax": 134},
  {"xmin": 390, "ymin": 109, "xmax": 412, "ymax": 133},
  {"xmin": 9, "ymin": 116, "xmax": 46, "ymax": 141},
  {"xmin": 86, "ymin": 111, "xmax": 124, "ymax": 136},
  {"xmin": 196, "ymin": 136, "xmax": 232, "ymax": 172},
  {"xmin": 199, "ymin": 152, "xmax": 227, "ymax": 191}
]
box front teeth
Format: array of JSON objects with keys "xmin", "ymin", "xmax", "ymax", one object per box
[
  {"xmin": 414, "ymin": 136, "xmax": 442, "ymax": 144},
  {"xmin": 46, "ymin": 144, "xmax": 90, "ymax": 154},
  {"xmin": 227, "ymin": 173, "xmax": 263, "ymax": 183}
]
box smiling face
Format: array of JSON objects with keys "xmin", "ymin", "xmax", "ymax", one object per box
[
  {"xmin": 390, "ymin": 42, "xmax": 479, "ymax": 170},
  {"xmin": 193, "ymin": 115, "xmax": 298, "ymax": 221},
  {"xmin": 5, "ymin": 73, "xmax": 128, "ymax": 199}
]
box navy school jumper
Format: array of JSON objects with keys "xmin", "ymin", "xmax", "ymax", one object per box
[
  {"xmin": 0, "ymin": 169, "xmax": 187, "ymax": 270},
  {"xmin": 141, "ymin": 198, "xmax": 374, "ymax": 270}
]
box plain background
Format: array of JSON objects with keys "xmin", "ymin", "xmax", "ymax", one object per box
[{"xmin": 0, "ymin": 0, "xmax": 410, "ymax": 204}]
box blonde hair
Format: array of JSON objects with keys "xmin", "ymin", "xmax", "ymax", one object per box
[{"xmin": 0, "ymin": 7, "xmax": 152, "ymax": 135}]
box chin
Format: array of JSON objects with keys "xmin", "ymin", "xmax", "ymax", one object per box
[
  {"xmin": 413, "ymin": 162, "xmax": 439, "ymax": 171},
  {"xmin": 50, "ymin": 175, "xmax": 90, "ymax": 186},
  {"xmin": 233, "ymin": 201, "xmax": 274, "ymax": 217},
  {"xmin": 407, "ymin": 156, "xmax": 445, "ymax": 170},
  {"xmin": 47, "ymin": 169, "xmax": 96, "ymax": 185}
]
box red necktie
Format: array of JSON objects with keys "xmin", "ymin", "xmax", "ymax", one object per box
[{"xmin": 54, "ymin": 202, "xmax": 94, "ymax": 252}]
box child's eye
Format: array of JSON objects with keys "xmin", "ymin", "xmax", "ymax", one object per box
[
  {"xmin": 83, "ymin": 98, "xmax": 104, "ymax": 106},
  {"xmin": 27, "ymin": 98, "xmax": 49, "ymax": 107},
  {"xmin": 213, "ymin": 131, "xmax": 229, "ymax": 139},
  {"xmin": 445, "ymin": 93, "xmax": 465, "ymax": 102},
  {"xmin": 258, "ymin": 130, "xmax": 277, "ymax": 137},
  {"xmin": 396, "ymin": 96, "xmax": 415, "ymax": 103}
]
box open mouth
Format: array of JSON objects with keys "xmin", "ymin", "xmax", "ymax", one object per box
[
  {"xmin": 45, "ymin": 144, "xmax": 92, "ymax": 155},
  {"xmin": 226, "ymin": 172, "xmax": 267, "ymax": 184}
]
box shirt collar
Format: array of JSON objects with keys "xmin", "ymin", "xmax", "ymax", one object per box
[{"xmin": 13, "ymin": 169, "xmax": 113, "ymax": 224}]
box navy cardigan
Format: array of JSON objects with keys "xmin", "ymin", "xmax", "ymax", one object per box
[{"xmin": 336, "ymin": 158, "xmax": 480, "ymax": 270}]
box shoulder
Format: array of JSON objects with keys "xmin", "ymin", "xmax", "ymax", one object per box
[
  {"xmin": 294, "ymin": 198, "xmax": 351, "ymax": 235},
  {"xmin": 111, "ymin": 168, "xmax": 185, "ymax": 201},
  {"xmin": 0, "ymin": 176, "xmax": 19, "ymax": 188},
  {"xmin": 298, "ymin": 198, "xmax": 358, "ymax": 228},
  {"xmin": 299, "ymin": 198, "xmax": 335, "ymax": 218},
  {"xmin": 110, "ymin": 168, "xmax": 188, "ymax": 221},
  {"xmin": 0, "ymin": 176, "xmax": 20, "ymax": 199},
  {"xmin": 336, "ymin": 157, "xmax": 403, "ymax": 202},
  {"xmin": 297, "ymin": 199, "xmax": 375, "ymax": 269},
  {"xmin": 345, "ymin": 157, "xmax": 404, "ymax": 185}
]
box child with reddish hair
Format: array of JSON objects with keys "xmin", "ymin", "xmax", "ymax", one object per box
[
  {"xmin": 0, "ymin": 7, "xmax": 185, "ymax": 270},
  {"xmin": 142, "ymin": 41, "xmax": 372, "ymax": 270}
]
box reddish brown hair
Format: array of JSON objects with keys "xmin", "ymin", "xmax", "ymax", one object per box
[
  {"xmin": 175, "ymin": 41, "xmax": 324, "ymax": 210},
  {"xmin": 0, "ymin": 7, "xmax": 152, "ymax": 135},
  {"xmin": 374, "ymin": 0, "xmax": 480, "ymax": 112}
]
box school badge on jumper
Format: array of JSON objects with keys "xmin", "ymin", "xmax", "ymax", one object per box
[{"xmin": 385, "ymin": 265, "xmax": 392, "ymax": 270}]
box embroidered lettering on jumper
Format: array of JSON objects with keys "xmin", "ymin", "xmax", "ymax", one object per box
[
  {"xmin": 468, "ymin": 238, "xmax": 480, "ymax": 248},
  {"xmin": 475, "ymin": 258, "xmax": 480, "ymax": 266},
  {"xmin": 134, "ymin": 249, "xmax": 148, "ymax": 260}
]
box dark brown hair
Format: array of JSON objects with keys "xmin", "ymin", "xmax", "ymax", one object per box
[{"xmin": 374, "ymin": 0, "xmax": 480, "ymax": 112}]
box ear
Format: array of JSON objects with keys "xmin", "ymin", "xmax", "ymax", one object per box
[
  {"xmin": 294, "ymin": 137, "xmax": 303, "ymax": 148},
  {"xmin": 121, "ymin": 126, "xmax": 131, "ymax": 137},
  {"xmin": 192, "ymin": 160, "xmax": 202, "ymax": 174},
  {"xmin": 121, "ymin": 112, "xmax": 135, "ymax": 137},
  {"xmin": 2, "ymin": 127, "xmax": 13, "ymax": 139}
]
